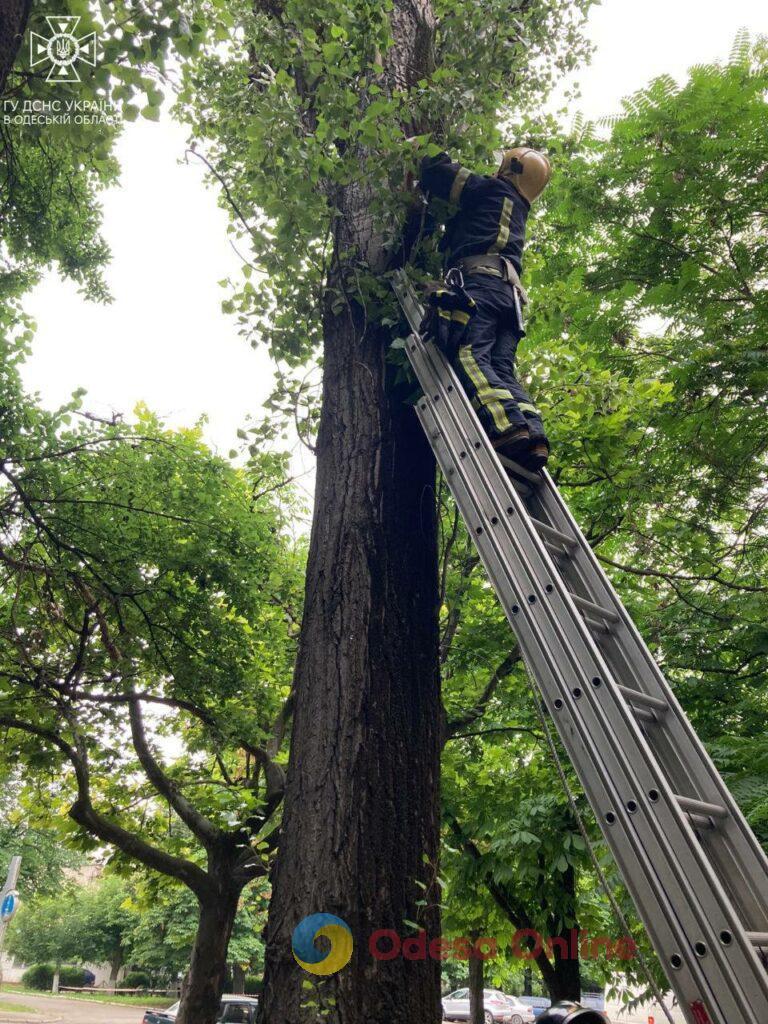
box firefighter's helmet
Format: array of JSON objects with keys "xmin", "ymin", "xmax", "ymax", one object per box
[{"xmin": 498, "ymin": 147, "xmax": 552, "ymax": 203}]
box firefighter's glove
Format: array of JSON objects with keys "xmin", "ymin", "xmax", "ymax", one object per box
[{"xmin": 420, "ymin": 286, "xmax": 477, "ymax": 363}]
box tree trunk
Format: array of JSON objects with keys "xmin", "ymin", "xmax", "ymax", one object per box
[
  {"xmin": 469, "ymin": 934, "xmax": 485, "ymax": 1024},
  {"xmin": 109, "ymin": 947, "xmax": 124, "ymax": 985},
  {"xmin": 547, "ymin": 942, "xmax": 580, "ymax": 1003},
  {"xmin": 258, "ymin": 294, "xmax": 442, "ymax": 1023},
  {"xmin": 52, "ymin": 962, "xmax": 60, "ymax": 994},
  {"xmin": 546, "ymin": 866, "xmax": 581, "ymax": 1003},
  {"xmin": 176, "ymin": 890, "xmax": 240, "ymax": 1024},
  {"xmin": 523, "ymin": 967, "xmax": 532, "ymax": 996},
  {"xmin": 232, "ymin": 962, "xmax": 245, "ymax": 995},
  {"xmin": 0, "ymin": 0, "xmax": 31, "ymax": 95},
  {"xmin": 258, "ymin": 4, "xmax": 441, "ymax": 1020}
]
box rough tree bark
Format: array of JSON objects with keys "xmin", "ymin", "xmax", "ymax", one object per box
[
  {"xmin": 258, "ymin": 287, "xmax": 442, "ymax": 1024},
  {"xmin": 181, "ymin": 886, "xmax": 241, "ymax": 1024},
  {"xmin": 0, "ymin": 0, "xmax": 31, "ymax": 96},
  {"xmin": 469, "ymin": 932, "xmax": 485, "ymax": 1024},
  {"xmin": 258, "ymin": 4, "xmax": 443, "ymax": 1021},
  {"xmin": 545, "ymin": 866, "xmax": 581, "ymax": 1003}
]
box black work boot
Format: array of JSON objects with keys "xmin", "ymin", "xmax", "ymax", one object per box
[
  {"xmin": 491, "ymin": 426, "xmax": 530, "ymax": 461},
  {"xmin": 516, "ymin": 431, "xmax": 549, "ymax": 472}
]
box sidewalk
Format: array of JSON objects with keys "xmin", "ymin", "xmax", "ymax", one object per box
[{"xmin": 607, "ymin": 1000, "xmax": 687, "ymax": 1024}]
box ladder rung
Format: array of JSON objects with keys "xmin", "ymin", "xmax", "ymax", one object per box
[
  {"xmin": 569, "ymin": 592, "xmax": 620, "ymax": 624},
  {"xmin": 676, "ymin": 795, "xmax": 729, "ymax": 821},
  {"xmin": 543, "ymin": 539, "xmax": 570, "ymax": 561},
  {"xmin": 498, "ymin": 454, "xmax": 542, "ymax": 485},
  {"xmin": 688, "ymin": 812, "xmax": 718, "ymax": 831},
  {"xmin": 529, "ymin": 517, "xmax": 577, "ymax": 550},
  {"xmin": 631, "ymin": 706, "xmax": 658, "ymax": 724},
  {"xmin": 507, "ymin": 475, "xmax": 533, "ymax": 498},
  {"xmin": 583, "ymin": 615, "xmax": 611, "ymax": 635},
  {"xmin": 618, "ymin": 686, "xmax": 669, "ymax": 714},
  {"xmin": 747, "ymin": 932, "xmax": 768, "ymax": 947}
]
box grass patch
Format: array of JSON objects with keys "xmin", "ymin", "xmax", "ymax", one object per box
[
  {"xmin": 0, "ymin": 999, "xmax": 36, "ymax": 1014},
  {"xmin": 0, "ymin": 986, "xmax": 175, "ymax": 1008}
]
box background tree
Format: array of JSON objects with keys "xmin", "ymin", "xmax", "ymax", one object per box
[
  {"xmin": 6, "ymin": 889, "xmax": 87, "ymax": 992},
  {"xmin": 122, "ymin": 874, "xmax": 269, "ymax": 993},
  {"xmin": 0, "ymin": 770, "xmax": 83, "ymax": 898},
  {"xmin": 75, "ymin": 877, "xmax": 139, "ymax": 984},
  {"xmin": 435, "ymin": 33, "xmax": 768, "ymax": 1013},
  {"xmin": 0, "ymin": 334, "xmax": 302, "ymax": 1024}
]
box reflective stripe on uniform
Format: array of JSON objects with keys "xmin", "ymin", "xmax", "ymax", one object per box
[
  {"xmin": 459, "ymin": 346, "xmax": 515, "ymax": 434},
  {"xmin": 449, "ymin": 167, "xmax": 471, "ymax": 205},
  {"xmin": 488, "ymin": 197, "xmax": 513, "ymax": 254},
  {"xmin": 518, "ymin": 402, "xmax": 540, "ymax": 416},
  {"xmin": 451, "ymin": 310, "xmax": 470, "ymax": 325}
]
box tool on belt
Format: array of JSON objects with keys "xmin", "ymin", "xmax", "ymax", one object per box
[{"xmin": 451, "ymin": 253, "xmax": 529, "ymax": 333}]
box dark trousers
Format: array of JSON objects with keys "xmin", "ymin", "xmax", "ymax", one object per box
[{"xmin": 453, "ymin": 276, "xmax": 547, "ymax": 443}]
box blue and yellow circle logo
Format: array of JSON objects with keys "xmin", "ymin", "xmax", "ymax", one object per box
[{"xmin": 292, "ymin": 913, "xmax": 353, "ymax": 975}]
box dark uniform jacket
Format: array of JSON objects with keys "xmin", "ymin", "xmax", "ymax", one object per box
[{"xmin": 420, "ymin": 152, "xmax": 531, "ymax": 275}]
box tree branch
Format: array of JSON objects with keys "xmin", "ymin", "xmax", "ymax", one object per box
[
  {"xmin": 128, "ymin": 696, "xmax": 220, "ymax": 847},
  {"xmin": 444, "ymin": 647, "xmax": 520, "ymax": 740},
  {"xmin": 0, "ymin": 714, "xmax": 213, "ymax": 899},
  {"xmin": 447, "ymin": 814, "xmax": 557, "ymax": 989}
]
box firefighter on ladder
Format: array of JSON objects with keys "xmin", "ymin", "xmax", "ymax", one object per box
[{"xmin": 416, "ymin": 146, "xmax": 552, "ymax": 471}]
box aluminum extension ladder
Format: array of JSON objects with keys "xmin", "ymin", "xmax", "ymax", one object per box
[{"xmin": 392, "ymin": 269, "xmax": 768, "ymax": 1024}]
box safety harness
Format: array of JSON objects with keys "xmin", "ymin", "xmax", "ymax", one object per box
[{"xmin": 451, "ymin": 253, "xmax": 529, "ymax": 334}]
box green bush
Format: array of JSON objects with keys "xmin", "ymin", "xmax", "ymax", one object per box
[
  {"xmin": 21, "ymin": 964, "xmax": 54, "ymax": 990},
  {"xmin": 60, "ymin": 966, "xmax": 87, "ymax": 987},
  {"xmin": 123, "ymin": 971, "xmax": 151, "ymax": 989},
  {"xmin": 244, "ymin": 975, "xmax": 262, "ymax": 995}
]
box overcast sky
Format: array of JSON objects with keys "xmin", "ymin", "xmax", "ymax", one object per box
[{"xmin": 21, "ymin": 0, "xmax": 767, "ymax": 475}]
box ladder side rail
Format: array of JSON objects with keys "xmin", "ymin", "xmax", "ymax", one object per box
[
  {"xmin": 407, "ymin": 329, "xmax": 768, "ymax": 1024},
  {"xmin": 535, "ymin": 470, "xmax": 768, "ymax": 925},
  {"xmin": 412, "ymin": 397, "xmax": 739, "ymax": 1024},
  {"xmin": 524, "ymin": 479, "xmax": 768, "ymax": 927},
  {"xmin": 392, "ymin": 270, "xmax": 768, "ymax": 1009}
]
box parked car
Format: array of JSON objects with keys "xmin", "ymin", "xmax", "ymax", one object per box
[
  {"xmin": 442, "ymin": 988, "xmax": 535, "ymax": 1023},
  {"xmin": 503, "ymin": 996, "xmax": 537, "ymax": 1024},
  {"xmin": 142, "ymin": 994, "xmax": 259, "ymax": 1024}
]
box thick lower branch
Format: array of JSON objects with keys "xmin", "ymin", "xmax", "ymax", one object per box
[
  {"xmin": 0, "ymin": 714, "xmax": 213, "ymax": 899},
  {"xmin": 129, "ymin": 696, "xmax": 219, "ymax": 846}
]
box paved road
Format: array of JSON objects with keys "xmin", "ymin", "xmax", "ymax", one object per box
[{"xmin": 0, "ymin": 992, "xmax": 153, "ymax": 1024}]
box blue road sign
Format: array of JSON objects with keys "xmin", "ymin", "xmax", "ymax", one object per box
[{"xmin": 0, "ymin": 890, "xmax": 18, "ymax": 923}]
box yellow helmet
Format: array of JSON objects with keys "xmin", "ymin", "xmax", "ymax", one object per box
[{"xmin": 497, "ymin": 147, "xmax": 552, "ymax": 203}]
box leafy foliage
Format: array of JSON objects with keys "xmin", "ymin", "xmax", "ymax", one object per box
[
  {"xmin": 8, "ymin": 891, "xmax": 87, "ymax": 971},
  {"xmin": 0, "ymin": 770, "xmax": 83, "ymax": 898}
]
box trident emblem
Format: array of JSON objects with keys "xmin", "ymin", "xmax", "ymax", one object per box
[{"xmin": 30, "ymin": 16, "xmax": 98, "ymax": 83}]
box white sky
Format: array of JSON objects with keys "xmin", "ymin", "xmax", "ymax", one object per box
[{"xmin": 21, "ymin": 0, "xmax": 767, "ymax": 463}]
